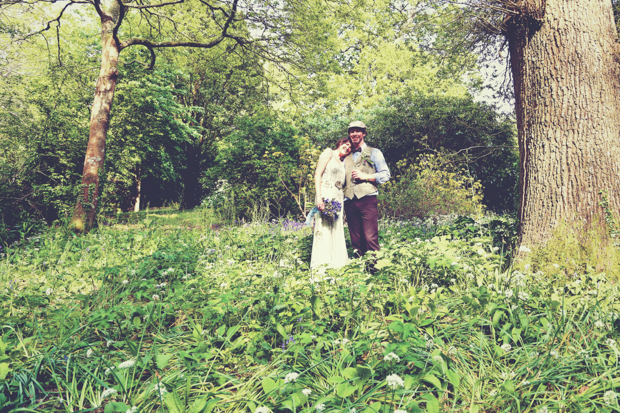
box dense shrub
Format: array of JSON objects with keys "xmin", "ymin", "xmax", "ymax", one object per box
[{"xmin": 378, "ymin": 154, "xmax": 484, "ymax": 220}]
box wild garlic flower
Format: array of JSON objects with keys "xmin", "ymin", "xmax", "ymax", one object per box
[
  {"xmin": 538, "ymin": 406, "xmax": 548, "ymax": 413},
  {"xmin": 302, "ymin": 389, "xmax": 312, "ymax": 397},
  {"xmin": 119, "ymin": 359, "xmax": 136, "ymax": 369},
  {"xmin": 104, "ymin": 367, "xmax": 115, "ymax": 375},
  {"xmin": 122, "ymin": 280, "xmax": 129, "ymax": 285},
  {"xmin": 154, "ymin": 383, "xmax": 167, "ymax": 396},
  {"xmin": 500, "ymin": 343, "xmax": 512, "ymax": 352},
  {"xmin": 45, "ymin": 288, "xmax": 53, "ymax": 295},
  {"xmin": 518, "ymin": 291, "xmax": 529, "ymax": 300},
  {"xmin": 284, "ymin": 372, "xmax": 299, "ymax": 383},
  {"xmin": 101, "ymin": 388, "xmax": 117, "ymax": 399},
  {"xmin": 86, "ymin": 349, "xmax": 94, "ymax": 358},
  {"xmin": 386, "ymin": 374, "xmax": 404, "ymax": 390},
  {"xmin": 152, "ymin": 294, "xmax": 160, "ymax": 301},
  {"xmin": 594, "ymin": 320, "xmax": 605, "ymax": 329},
  {"xmin": 432, "ymin": 355, "xmax": 443, "ymax": 364},
  {"xmin": 255, "ymin": 407, "xmax": 271, "ymax": 413},
  {"xmin": 604, "ymin": 390, "xmax": 618, "ymax": 405},
  {"xmin": 127, "ymin": 406, "xmax": 139, "ymax": 413},
  {"xmin": 106, "ymin": 340, "xmax": 114, "ymax": 348},
  {"xmin": 315, "ymin": 403, "xmax": 326, "ymax": 412},
  {"xmin": 394, "ymin": 410, "xmax": 407, "ymax": 413},
  {"xmin": 505, "ymin": 289, "xmax": 514, "ymax": 298},
  {"xmin": 383, "ymin": 352, "xmax": 400, "ymax": 362}
]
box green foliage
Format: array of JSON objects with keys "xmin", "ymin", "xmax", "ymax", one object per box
[
  {"xmin": 369, "ymin": 94, "xmax": 519, "ymax": 212},
  {"xmin": 379, "ymin": 154, "xmax": 485, "ymax": 220},
  {"xmin": 2, "ymin": 209, "xmax": 620, "ymax": 413},
  {"xmin": 209, "ymin": 114, "xmax": 311, "ymax": 219}
]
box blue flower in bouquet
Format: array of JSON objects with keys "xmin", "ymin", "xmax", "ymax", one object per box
[{"xmin": 321, "ymin": 198, "xmax": 342, "ymax": 221}]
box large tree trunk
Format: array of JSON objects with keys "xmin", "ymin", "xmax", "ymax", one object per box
[
  {"xmin": 70, "ymin": 2, "xmax": 121, "ymax": 232},
  {"xmin": 507, "ymin": 0, "xmax": 620, "ymax": 248}
]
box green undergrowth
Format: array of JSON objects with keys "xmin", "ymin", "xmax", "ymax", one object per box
[{"xmin": 1, "ymin": 210, "xmax": 620, "ymax": 413}]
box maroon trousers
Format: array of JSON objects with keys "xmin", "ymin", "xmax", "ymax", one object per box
[{"xmin": 344, "ymin": 195, "xmax": 379, "ymax": 258}]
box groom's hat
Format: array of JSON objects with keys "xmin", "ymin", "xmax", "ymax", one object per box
[{"xmin": 348, "ymin": 120, "xmax": 366, "ymax": 131}]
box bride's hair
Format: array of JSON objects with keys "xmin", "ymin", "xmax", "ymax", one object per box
[{"xmin": 334, "ymin": 137, "xmax": 351, "ymax": 150}]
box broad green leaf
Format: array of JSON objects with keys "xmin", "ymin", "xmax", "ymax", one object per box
[
  {"xmin": 156, "ymin": 354, "xmax": 173, "ymax": 370},
  {"xmin": 276, "ymin": 323, "xmax": 287, "ymax": 339},
  {"xmin": 327, "ymin": 376, "xmax": 345, "ymax": 384},
  {"xmin": 336, "ymin": 383, "xmax": 357, "ymax": 398},
  {"xmin": 341, "ymin": 367, "xmax": 358, "ymax": 379},
  {"xmin": 421, "ymin": 394, "xmax": 439, "ymax": 413},
  {"xmin": 356, "ymin": 366, "xmax": 372, "ymax": 380},
  {"xmin": 446, "ymin": 370, "xmax": 460, "ymax": 388},
  {"xmin": 262, "ymin": 377, "xmax": 277, "ymax": 394},
  {"xmin": 0, "ymin": 363, "xmax": 9, "ymax": 380},
  {"xmin": 104, "ymin": 402, "xmax": 130, "ymax": 413},
  {"xmin": 422, "ymin": 374, "xmax": 442, "ymax": 389},
  {"xmin": 163, "ymin": 392, "xmax": 182, "ymax": 413},
  {"xmin": 363, "ymin": 402, "xmax": 382, "ymax": 413}
]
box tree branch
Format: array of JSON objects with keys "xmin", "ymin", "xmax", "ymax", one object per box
[{"xmin": 124, "ymin": 0, "xmax": 183, "ymax": 8}]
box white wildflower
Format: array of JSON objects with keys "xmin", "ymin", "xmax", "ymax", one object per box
[
  {"xmin": 489, "ymin": 389, "xmax": 497, "ymax": 396},
  {"xmin": 450, "ymin": 278, "xmax": 456, "ymax": 283},
  {"xmin": 310, "ymin": 335, "xmax": 316, "ymax": 339},
  {"xmin": 152, "ymin": 294, "xmax": 160, "ymax": 301},
  {"xmin": 315, "ymin": 403, "xmax": 326, "ymax": 412},
  {"xmin": 302, "ymin": 389, "xmax": 312, "ymax": 397},
  {"xmin": 524, "ymin": 264, "xmax": 530, "ymax": 270},
  {"xmin": 606, "ymin": 339, "xmax": 617, "ymax": 348},
  {"xmin": 426, "ymin": 339, "xmax": 434, "ymax": 349},
  {"xmin": 493, "ymin": 247, "xmax": 499, "ymax": 251},
  {"xmin": 384, "ymin": 352, "xmax": 400, "ymax": 362},
  {"xmin": 595, "ymin": 320, "xmax": 605, "ymax": 329},
  {"xmin": 522, "ymin": 380, "xmax": 531, "ymax": 386},
  {"xmin": 488, "ymin": 284, "xmax": 495, "ymax": 290},
  {"xmin": 101, "ymin": 388, "xmax": 117, "ymax": 399},
  {"xmin": 394, "ymin": 410, "xmax": 407, "ymax": 413},
  {"xmin": 505, "ymin": 289, "xmax": 514, "ymax": 298},
  {"xmin": 386, "ymin": 373, "xmax": 404, "ymax": 389},
  {"xmin": 104, "ymin": 366, "xmax": 115, "ymax": 375},
  {"xmin": 604, "ymin": 390, "xmax": 618, "ymax": 405},
  {"xmin": 154, "ymin": 383, "xmax": 167, "ymax": 396},
  {"xmin": 518, "ymin": 291, "xmax": 529, "ymax": 300},
  {"xmin": 119, "ymin": 359, "xmax": 136, "ymax": 369},
  {"xmin": 284, "ymin": 372, "xmax": 299, "ymax": 383},
  {"xmin": 519, "ymin": 246, "xmax": 531, "ymax": 253},
  {"xmin": 106, "ymin": 340, "xmax": 114, "ymax": 348},
  {"xmin": 550, "ymin": 350, "xmax": 559, "ymax": 358},
  {"xmin": 255, "ymin": 407, "xmax": 271, "ymax": 413},
  {"xmin": 45, "ymin": 288, "xmax": 53, "ymax": 295},
  {"xmin": 122, "ymin": 280, "xmax": 129, "ymax": 285},
  {"xmin": 220, "ymin": 283, "xmax": 228, "ymax": 288},
  {"xmin": 227, "ymin": 260, "xmax": 235, "ymax": 265},
  {"xmin": 553, "ymin": 264, "xmax": 559, "ymax": 268},
  {"xmin": 341, "ymin": 338, "xmax": 350, "ymax": 345},
  {"xmin": 501, "ymin": 343, "xmax": 512, "ymax": 352},
  {"xmin": 448, "ymin": 346, "xmax": 457, "ymax": 355},
  {"xmin": 86, "ymin": 349, "xmax": 94, "ymax": 358},
  {"xmin": 432, "ymin": 355, "xmax": 443, "ymax": 364},
  {"xmin": 538, "ymin": 406, "xmax": 548, "ymax": 413}
]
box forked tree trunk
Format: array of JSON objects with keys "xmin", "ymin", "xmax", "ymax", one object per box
[
  {"xmin": 507, "ymin": 0, "xmax": 620, "ymax": 248},
  {"xmin": 70, "ymin": 3, "xmax": 121, "ymax": 232}
]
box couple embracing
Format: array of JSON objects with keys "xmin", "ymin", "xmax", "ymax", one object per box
[{"xmin": 310, "ymin": 121, "xmax": 391, "ymax": 271}]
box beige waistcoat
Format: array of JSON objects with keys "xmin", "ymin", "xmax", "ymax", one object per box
[{"xmin": 344, "ymin": 146, "xmax": 378, "ymax": 199}]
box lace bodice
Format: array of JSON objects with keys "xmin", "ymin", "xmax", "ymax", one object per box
[{"xmin": 319, "ymin": 149, "xmax": 345, "ymax": 199}]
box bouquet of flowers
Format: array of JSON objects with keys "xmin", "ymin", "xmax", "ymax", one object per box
[{"xmin": 321, "ymin": 198, "xmax": 342, "ymax": 221}]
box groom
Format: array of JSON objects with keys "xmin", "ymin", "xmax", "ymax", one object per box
[{"xmin": 343, "ymin": 121, "xmax": 390, "ymax": 260}]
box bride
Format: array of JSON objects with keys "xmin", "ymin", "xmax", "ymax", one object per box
[{"xmin": 310, "ymin": 138, "xmax": 352, "ymax": 270}]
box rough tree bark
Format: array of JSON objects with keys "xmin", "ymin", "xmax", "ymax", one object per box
[
  {"xmin": 70, "ymin": 0, "xmax": 121, "ymax": 231},
  {"xmin": 505, "ymin": 0, "xmax": 620, "ymax": 247}
]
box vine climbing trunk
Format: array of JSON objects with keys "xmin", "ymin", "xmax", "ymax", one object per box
[
  {"xmin": 70, "ymin": 0, "xmax": 121, "ymax": 232},
  {"xmin": 506, "ymin": 0, "xmax": 620, "ymax": 248}
]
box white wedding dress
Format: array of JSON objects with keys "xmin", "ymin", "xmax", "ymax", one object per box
[{"xmin": 310, "ymin": 149, "xmax": 349, "ymax": 270}]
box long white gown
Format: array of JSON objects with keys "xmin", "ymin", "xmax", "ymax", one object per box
[{"xmin": 310, "ymin": 149, "xmax": 349, "ymax": 270}]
